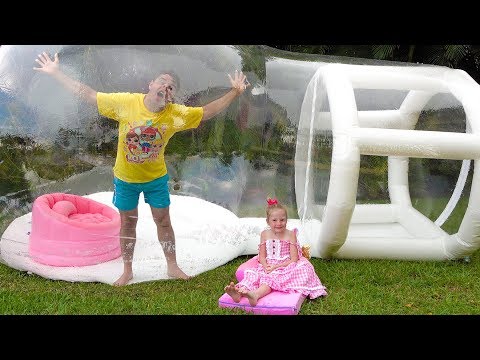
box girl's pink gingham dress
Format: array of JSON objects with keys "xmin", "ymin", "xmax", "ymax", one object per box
[{"xmin": 237, "ymin": 229, "xmax": 327, "ymax": 299}]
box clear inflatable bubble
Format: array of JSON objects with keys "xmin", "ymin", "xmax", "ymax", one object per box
[{"xmin": 0, "ymin": 45, "xmax": 479, "ymax": 284}]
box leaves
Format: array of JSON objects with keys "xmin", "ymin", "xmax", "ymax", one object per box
[{"xmin": 372, "ymin": 45, "xmax": 400, "ymax": 60}]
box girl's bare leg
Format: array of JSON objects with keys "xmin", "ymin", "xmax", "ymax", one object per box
[
  {"xmin": 224, "ymin": 282, "xmax": 242, "ymax": 302},
  {"xmin": 239, "ymin": 284, "xmax": 272, "ymax": 306}
]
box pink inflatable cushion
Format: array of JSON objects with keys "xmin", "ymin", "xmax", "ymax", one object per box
[
  {"xmin": 51, "ymin": 200, "xmax": 111, "ymax": 223},
  {"xmin": 29, "ymin": 193, "xmax": 121, "ymax": 267},
  {"xmin": 219, "ymin": 256, "xmax": 306, "ymax": 315},
  {"xmin": 235, "ymin": 256, "xmax": 260, "ymax": 282},
  {"xmin": 69, "ymin": 213, "xmax": 112, "ymax": 223},
  {"xmin": 52, "ymin": 200, "xmax": 77, "ymax": 217},
  {"xmin": 218, "ymin": 290, "xmax": 306, "ymax": 315}
]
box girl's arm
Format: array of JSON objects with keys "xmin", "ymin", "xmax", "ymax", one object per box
[
  {"xmin": 258, "ymin": 231, "xmax": 268, "ymax": 268},
  {"xmin": 289, "ymin": 230, "xmax": 300, "ymax": 263}
]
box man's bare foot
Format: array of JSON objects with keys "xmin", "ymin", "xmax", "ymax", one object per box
[
  {"xmin": 113, "ymin": 271, "xmax": 133, "ymax": 286},
  {"xmin": 224, "ymin": 282, "xmax": 242, "ymax": 303},
  {"xmin": 167, "ymin": 264, "xmax": 191, "ymax": 280}
]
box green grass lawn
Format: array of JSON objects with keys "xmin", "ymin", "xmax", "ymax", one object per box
[
  {"xmin": 1, "ymin": 251, "xmax": 479, "ymax": 315},
  {"xmin": 1, "ymin": 196, "xmax": 478, "ymax": 315}
]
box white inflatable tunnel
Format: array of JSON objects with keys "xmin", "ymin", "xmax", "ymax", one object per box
[{"xmin": 295, "ymin": 63, "xmax": 480, "ymax": 260}]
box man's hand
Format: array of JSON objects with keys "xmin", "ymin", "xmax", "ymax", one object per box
[
  {"xmin": 32, "ymin": 51, "xmax": 97, "ymax": 105},
  {"xmin": 164, "ymin": 85, "xmax": 174, "ymax": 103},
  {"xmin": 228, "ymin": 70, "xmax": 250, "ymax": 95},
  {"xmin": 33, "ymin": 52, "xmax": 60, "ymax": 75}
]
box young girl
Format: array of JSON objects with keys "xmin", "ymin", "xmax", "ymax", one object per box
[{"xmin": 224, "ymin": 198, "xmax": 327, "ymax": 306}]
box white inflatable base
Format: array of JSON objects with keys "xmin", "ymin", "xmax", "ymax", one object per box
[{"xmin": 0, "ymin": 192, "xmax": 249, "ymax": 285}]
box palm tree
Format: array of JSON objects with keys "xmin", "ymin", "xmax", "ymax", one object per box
[{"xmin": 371, "ymin": 45, "xmax": 470, "ymax": 66}]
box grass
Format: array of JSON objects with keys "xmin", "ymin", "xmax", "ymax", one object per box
[
  {"xmin": 1, "ymin": 251, "xmax": 480, "ymax": 315},
  {"xmin": 0, "ymin": 196, "xmax": 478, "ymax": 315}
]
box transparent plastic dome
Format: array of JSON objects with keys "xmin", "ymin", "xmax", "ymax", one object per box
[{"xmin": 1, "ymin": 45, "xmax": 479, "ymax": 282}]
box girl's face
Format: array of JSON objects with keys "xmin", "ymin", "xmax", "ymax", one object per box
[{"xmin": 267, "ymin": 208, "xmax": 287, "ymax": 234}]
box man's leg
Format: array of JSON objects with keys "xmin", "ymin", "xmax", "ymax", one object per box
[
  {"xmin": 150, "ymin": 206, "xmax": 190, "ymax": 279},
  {"xmin": 113, "ymin": 208, "xmax": 139, "ymax": 286}
]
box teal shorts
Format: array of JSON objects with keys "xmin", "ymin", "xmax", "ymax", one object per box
[{"xmin": 112, "ymin": 174, "xmax": 171, "ymax": 211}]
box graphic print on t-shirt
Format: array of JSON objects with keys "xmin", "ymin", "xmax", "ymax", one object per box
[{"xmin": 124, "ymin": 123, "xmax": 166, "ymax": 163}]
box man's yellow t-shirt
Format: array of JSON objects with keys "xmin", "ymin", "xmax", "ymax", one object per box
[{"xmin": 97, "ymin": 92, "xmax": 203, "ymax": 183}]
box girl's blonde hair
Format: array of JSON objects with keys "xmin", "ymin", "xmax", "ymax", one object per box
[{"xmin": 266, "ymin": 198, "xmax": 287, "ymax": 220}]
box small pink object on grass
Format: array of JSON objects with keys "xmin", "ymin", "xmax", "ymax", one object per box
[
  {"xmin": 29, "ymin": 193, "xmax": 121, "ymax": 267},
  {"xmin": 218, "ymin": 256, "xmax": 306, "ymax": 315}
]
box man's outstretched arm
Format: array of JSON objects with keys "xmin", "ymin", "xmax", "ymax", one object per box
[
  {"xmin": 201, "ymin": 70, "xmax": 250, "ymax": 121},
  {"xmin": 34, "ymin": 52, "xmax": 97, "ymax": 105}
]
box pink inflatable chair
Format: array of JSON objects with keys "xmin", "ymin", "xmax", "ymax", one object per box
[
  {"xmin": 29, "ymin": 193, "xmax": 121, "ymax": 267},
  {"xmin": 218, "ymin": 256, "xmax": 307, "ymax": 315}
]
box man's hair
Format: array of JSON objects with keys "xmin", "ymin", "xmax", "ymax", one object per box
[{"xmin": 155, "ymin": 70, "xmax": 180, "ymax": 90}]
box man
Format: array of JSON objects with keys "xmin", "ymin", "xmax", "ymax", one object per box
[{"xmin": 34, "ymin": 51, "xmax": 250, "ymax": 286}]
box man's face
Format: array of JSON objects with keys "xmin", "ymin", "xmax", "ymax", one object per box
[{"xmin": 150, "ymin": 74, "xmax": 177, "ymax": 102}]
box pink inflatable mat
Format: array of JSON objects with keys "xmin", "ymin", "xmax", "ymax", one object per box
[
  {"xmin": 218, "ymin": 256, "xmax": 306, "ymax": 315},
  {"xmin": 29, "ymin": 193, "xmax": 121, "ymax": 267}
]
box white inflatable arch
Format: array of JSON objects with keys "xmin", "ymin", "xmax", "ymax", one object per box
[{"xmin": 295, "ymin": 63, "xmax": 480, "ymax": 260}]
